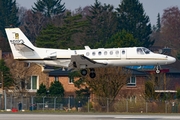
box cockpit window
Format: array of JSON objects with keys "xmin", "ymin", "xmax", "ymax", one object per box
[
  {"xmin": 142, "ymin": 48, "xmax": 151, "ymax": 54},
  {"xmin": 137, "ymin": 48, "xmax": 144, "ymax": 54},
  {"xmin": 137, "ymin": 48, "xmax": 151, "ymax": 54}
]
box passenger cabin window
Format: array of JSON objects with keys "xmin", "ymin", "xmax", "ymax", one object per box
[
  {"xmin": 98, "ymin": 51, "xmax": 102, "ymax": 55},
  {"xmin": 122, "ymin": 50, "xmax": 125, "ymax": 54},
  {"xmin": 92, "ymin": 52, "xmax": 95, "ymax": 56},
  {"xmin": 86, "ymin": 52, "xmax": 90, "ymax": 56},
  {"xmin": 104, "ymin": 51, "xmax": 107, "ymax": 55},
  {"xmin": 115, "ymin": 51, "xmax": 119, "ymax": 55},
  {"xmin": 137, "ymin": 48, "xmax": 144, "ymax": 54},
  {"xmin": 110, "ymin": 51, "xmax": 113, "ymax": 55}
]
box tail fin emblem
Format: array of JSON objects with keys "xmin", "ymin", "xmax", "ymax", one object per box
[{"xmin": 15, "ymin": 33, "xmax": 19, "ymax": 39}]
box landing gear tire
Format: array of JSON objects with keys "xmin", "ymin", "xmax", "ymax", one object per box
[
  {"xmin": 156, "ymin": 69, "xmax": 160, "ymax": 74},
  {"xmin": 81, "ymin": 69, "xmax": 87, "ymax": 76},
  {"xmin": 90, "ymin": 72, "xmax": 96, "ymax": 78},
  {"xmin": 89, "ymin": 68, "xmax": 96, "ymax": 78}
]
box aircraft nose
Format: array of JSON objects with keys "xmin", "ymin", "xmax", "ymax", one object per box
[{"xmin": 167, "ymin": 56, "xmax": 176, "ymax": 64}]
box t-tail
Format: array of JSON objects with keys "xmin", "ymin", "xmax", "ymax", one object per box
[{"xmin": 5, "ymin": 28, "xmax": 36, "ymax": 59}]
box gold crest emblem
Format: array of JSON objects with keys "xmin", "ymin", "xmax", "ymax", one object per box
[{"xmin": 15, "ymin": 33, "xmax": 19, "ymax": 39}]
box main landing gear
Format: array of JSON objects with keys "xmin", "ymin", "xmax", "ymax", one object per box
[{"xmin": 81, "ymin": 68, "xmax": 96, "ymax": 78}]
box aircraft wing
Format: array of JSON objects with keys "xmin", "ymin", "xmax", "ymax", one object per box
[{"xmin": 68, "ymin": 55, "xmax": 107, "ymax": 70}]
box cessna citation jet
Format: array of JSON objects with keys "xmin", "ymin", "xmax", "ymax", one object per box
[{"xmin": 5, "ymin": 28, "xmax": 176, "ymax": 78}]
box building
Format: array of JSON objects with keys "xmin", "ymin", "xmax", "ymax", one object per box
[
  {"xmin": 118, "ymin": 69, "xmax": 147, "ymax": 101},
  {"xmin": 1, "ymin": 52, "xmax": 51, "ymax": 96},
  {"xmin": 49, "ymin": 68, "xmax": 79, "ymax": 98}
]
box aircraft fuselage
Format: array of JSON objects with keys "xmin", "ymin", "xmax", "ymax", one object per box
[{"xmin": 22, "ymin": 46, "xmax": 175, "ymax": 69}]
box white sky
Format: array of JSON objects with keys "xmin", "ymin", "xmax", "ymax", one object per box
[{"xmin": 16, "ymin": 0, "xmax": 180, "ymax": 25}]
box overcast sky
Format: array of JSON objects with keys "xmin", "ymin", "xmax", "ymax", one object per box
[{"xmin": 16, "ymin": 0, "xmax": 180, "ymax": 25}]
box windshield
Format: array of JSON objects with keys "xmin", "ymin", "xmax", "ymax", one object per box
[
  {"xmin": 137, "ymin": 48, "xmax": 151, "ymax": 54},
  {"xmin": 142, "ymin": 48, "xmax": 151, "ymax": 54}
]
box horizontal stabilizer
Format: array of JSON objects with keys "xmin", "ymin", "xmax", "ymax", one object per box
[{"xmin": 14, "ymin": 43, "xmax": 34, "ymax": 52}]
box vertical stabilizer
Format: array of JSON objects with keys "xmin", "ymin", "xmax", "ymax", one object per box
[{"xmin": 5, "ymin": 28, "xmax": 36, "ymax": 59}]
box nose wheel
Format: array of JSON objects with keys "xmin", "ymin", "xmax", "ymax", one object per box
[
  {"xmin": 155, "ymin": 65, "xmax": 161, "ymax": 74},
  {"xmin": 156, "ymin": 69, "xmax": 160, "ymax": 74}
]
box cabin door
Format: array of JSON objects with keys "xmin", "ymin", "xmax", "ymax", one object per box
[{"xmin": 121, "ymin": 49, "xmax": 127, "ymax": 59}]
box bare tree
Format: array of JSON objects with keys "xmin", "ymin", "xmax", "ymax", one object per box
[
  {"xmin": 144, "ymin": 72, "xmax": 170, "ymax": 100},
  {"xmin": 20, "ymin": 10, "xmax": 48, "ymax": 44},
  {"xmin": 85, "ymin": 67, "xmax": 131, "ymax": 108},
  {"xmin": 4, "ymin": 54, "xmax": 31, "ymax": 96},
  {"xmin": 161, "ymin": 7, "xmax": 180, "ymax": 49}
]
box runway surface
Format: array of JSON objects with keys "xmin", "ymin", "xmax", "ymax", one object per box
[{"xmin": 0, "ymin": 114, "xmax": 180, "ymax": 120}]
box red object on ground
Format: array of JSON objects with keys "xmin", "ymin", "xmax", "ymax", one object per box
[{"xmin": 11, "ymin": 108, "xmax": 18, "ymax": 112}]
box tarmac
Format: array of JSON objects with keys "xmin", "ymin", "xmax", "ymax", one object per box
[{"xmin": 0, "ymin": 113, "xmax": 180, "ymax": 120}]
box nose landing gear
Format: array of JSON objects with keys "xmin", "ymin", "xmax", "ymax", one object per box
[{"xmin": 155, "ymin": 65, "xmax": 161, "ymax": 74}]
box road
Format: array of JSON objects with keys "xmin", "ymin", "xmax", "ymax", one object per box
[{"xmin": 0, "ymin": 114, "xmax": 180, "ymax": 120}]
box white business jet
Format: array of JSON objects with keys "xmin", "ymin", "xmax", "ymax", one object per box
[{"xmin": 5, "ymin": 28, "xmax": 176, "ymax": 78}]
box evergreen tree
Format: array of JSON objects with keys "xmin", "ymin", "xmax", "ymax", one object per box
[
  {"xmin": 106, "ymin": 30, "xmax": 137, "ymax": 48},
  {"xmin": 36, "ymin": 12, "xmax": 88, "ymax": 49},
  {"xmin": 0, "ymin": 0, "xmax": 19, "ymax": 52},
  {"xmin": 36, "ymin": 24, "xmax": 61, "ymax": 48},
  {"xmin": 156, "ymin": 13, "xmax": 161, "ymax": 32},
  {"xmin": 0, "ymin": 0, "xmax": 19, "ymax": 36},
  {"xmin": 62, "ymin": 12, "xmax": 88, "ymax": 49},
  {"xmin": 0, "ymin": 59, "xmax": 13, "ymax": 88},
  {"xmin": 32, "ymin": 0, "xmax": 66, "ymax": 18},
  {"xmin": 36, "ymin": 83, "xmax": 47, "ymax": 96},
  {"xmin": 85, "ymin": 0, "xmax": 117, "ymax": 48},
  {"xmin": 49, "ymin": 81, "xmax": 64, "ymax": 97},
  {"xmin": 151, "ymin": 13, "xmax": 161, "ymax": 47},
  {"xmin": 116, "ymin": 0, "xmax": 153, "ymax": 48},
  {"xmin": 73, "ymin": 77, "xmax": 90, "ymax": 98}
]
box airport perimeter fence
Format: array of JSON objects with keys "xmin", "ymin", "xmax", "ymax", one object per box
[{"xmin": 0, "ymin": 95, "xmax": 180, "ymax": 113}]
